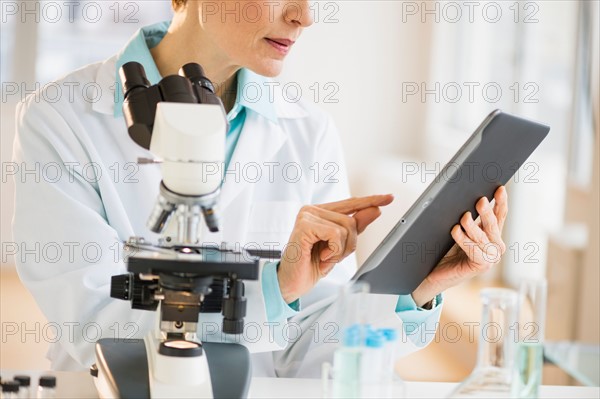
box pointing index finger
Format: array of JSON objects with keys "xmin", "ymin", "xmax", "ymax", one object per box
[{"xmin": 318, "ymin": 194, "xmax": 394, "ymax": 215}]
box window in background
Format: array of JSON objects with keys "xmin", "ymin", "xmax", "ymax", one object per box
[
  {"xmin": 426, "ymin": 0, "xmax": 578, "ymax": 157},
  {"xmin": 568, "ymin": 0, "xmax": 597, "ymax": 189},
  {"xmin": 34, "ymin": 1, "xmax": 173, "ymax": 84},
  {"xmin": 423, "ymin": 1, "xmax": 581, "ymax": 285},
  {"xmin": 2, "ymin": 1, "xmax": 173, "ymax": 89},
  {"xmin": 0, "ymin": 8, "xmax": 16, "ymax": 82}
]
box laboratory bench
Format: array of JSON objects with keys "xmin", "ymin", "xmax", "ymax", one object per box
[{"xmin": 1, "ymin": 369, "xmax": 599, "ymax": 398}]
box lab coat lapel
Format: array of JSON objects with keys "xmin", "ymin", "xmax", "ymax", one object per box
[
  {"xmin": 219, "ymin": 112, "xmax": 287, "ymax": 211},
  {"xmin": 91, "ymin": 56, "xmax": 118, "ymax": 115}
]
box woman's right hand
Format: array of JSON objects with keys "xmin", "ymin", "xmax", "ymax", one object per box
[{"xmin": 277, "ymin": 195, "xmax": 394, "ymax": 304}]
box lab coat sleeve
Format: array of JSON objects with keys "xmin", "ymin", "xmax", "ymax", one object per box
[
  {"xmin": 12, "ymin": 97, "xmax": 154, "ymax": 370},
  {"xmin": 271, "ymin": 115, "xmax": 443, "ymax": 378},
  {"xmin": 197, "ymin": 260, "xmax": 300, "ymax": 349},
  {"xmin": 395, "ymin": 293, "xmax": 444, "ymax": 347},
  {"xmin": 194, "ymin": 260, "xmax": 297, "ymax": 350},
  {"xmin": 262, "ymin": 262, "xmax": 300, "ymax": 320}
]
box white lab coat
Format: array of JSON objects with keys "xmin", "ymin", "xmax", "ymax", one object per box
[{"xmin": 12, "ymin": 54, "xmax": 438, "ymax": 377}]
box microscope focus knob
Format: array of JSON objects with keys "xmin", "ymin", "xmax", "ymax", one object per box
[
  {"xmin": 110, "ymin": 274, "xmax": 132, "ymax": 300},
  {"xmin": 222, "ymin": 280, "xmax": 247, "ymax": 335},
  {"xmin": 110, "ymin": 273, "xmax": 159, "ymax": 311},
  {"xmin": 223, "ymin": 317, "xmax": 244, "ymax": 335},
  {"xmin": 131, "ymin": 279, "xmax": 160, "ymax": 311}
]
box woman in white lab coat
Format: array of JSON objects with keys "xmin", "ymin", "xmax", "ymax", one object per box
[{"xmin": 12, "ymin": 0, "xmax": 509, "ymax": 377}]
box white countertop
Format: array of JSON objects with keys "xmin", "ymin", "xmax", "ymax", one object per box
[
  {"xmin": 2, "ymin": 370, "xmax": 598, "ymax": 398},
  {"xmin": 249, "ymin": 378, "xmax": 600, "ymax": 399}
]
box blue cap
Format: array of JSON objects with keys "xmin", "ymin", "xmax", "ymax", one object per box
[
  {"xmin": 366, "ymin": 331, "xmax": 385, "ymax": 348},
  {"xmin": 343, "ymin": 326, "xmax": 362, "ymax": 347},
  {"xmin": 381, "ymin": 328, "xmax": 398, "ymax": 342}
]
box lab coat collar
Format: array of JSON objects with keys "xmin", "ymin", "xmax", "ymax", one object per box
[
  {"xmin": 91, "ymin": 21, "xmax": 308, "ymax": 121},
  {"xmin": 234, "ymin": 68, "xmax": 279, "ymax": 123},
  {"xmin": 218, "ymin": 110, "xmax": 288, "ymax": 211}
]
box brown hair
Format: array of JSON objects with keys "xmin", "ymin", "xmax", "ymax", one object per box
[{"xmin": 172, "ymin": 0, "xmax": 187, "ymax": 10}]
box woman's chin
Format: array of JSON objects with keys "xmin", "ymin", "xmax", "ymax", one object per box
[{"xmin": 251, "ymin": 60, "xmax": 285, "ymax": 77}]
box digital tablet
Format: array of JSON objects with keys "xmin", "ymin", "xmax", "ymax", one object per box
[{"xmin": 353, "ymin": 109, "xmax": 550, "ymax": 295}]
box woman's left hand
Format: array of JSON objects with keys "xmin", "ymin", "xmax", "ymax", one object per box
[{"xmin": 411, "ymin": 186, "xmax": 509, "ymax": 307}]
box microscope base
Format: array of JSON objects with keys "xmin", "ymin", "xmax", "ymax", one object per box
[{"xmin": 94, "ymin": 338, "xmax": 252, "ymax": 398}]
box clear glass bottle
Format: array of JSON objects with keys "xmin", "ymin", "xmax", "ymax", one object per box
[
  {"xmin": 448, "ymin": 288, "xmax": 518, "ymax": 398},
  {"xmin": 512, "ymin": 279, "xmax": 547, "ymax": 399},
  {"xmin": 360, "ymin": 329, "xmax": 385, "ymax": 398},
  {"xmin": 380, "ymin": 328, "xmax": 406, "ymax": 398},
  {"xmin": 380, "ymin": 328, "xmax": 399, "ymax": 383},
  {"xmin": 36, "ymin": 376, "xmax": 56, "ymax": 399}
]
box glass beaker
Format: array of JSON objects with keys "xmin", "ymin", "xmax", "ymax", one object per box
[
  {"xmin": 447, "ymin": 288, "xmax": 518, "ymax": 398},
  {"xmin": 512, "ymin": 279, "xmax": 547, "ymax": 399}
]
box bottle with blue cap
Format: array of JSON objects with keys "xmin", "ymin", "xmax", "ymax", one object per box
[
  {"xmin": 362, "ymin": 329, "xmax": 385, "ymax": 382},
  {"xmin": 380, "ymin": 328, "xmax": 399, "ymax": 382},
  {"xmin": 381, "ymin": 328, "xmax": 406, "ymax": 398},
  {"xmin": 359, "ymin": 329, "xmax": 386, "ymax": 398},
  {"xmin": 331, "ymin": 324, "xmax": 363, "ymax": 398},
  {"xmin": 323, "ymin": 324, "xmax": 405, "ymax": 398}
]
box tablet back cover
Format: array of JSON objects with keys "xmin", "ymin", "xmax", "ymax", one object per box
[{"xmin": 354, "ymin": 111, "xmax": 550, "ymax": 295}]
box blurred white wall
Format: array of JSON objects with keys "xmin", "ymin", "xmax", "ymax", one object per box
[
  {"xmin": 279, "ymin": 2, "xmax": 434, "ymax": 262},
  {"xmin": 281, "ymin": 1, "xmax": 433, "ymax": 170}
]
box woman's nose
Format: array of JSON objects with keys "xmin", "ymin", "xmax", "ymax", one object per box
[{"xmin": 284, "ymin": 0, "xmax": 314, "ymax": 27}]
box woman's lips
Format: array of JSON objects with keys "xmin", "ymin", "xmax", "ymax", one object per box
[{"xmin": 265, "ymin": 38, "xmax": 295, "ymax": 55}]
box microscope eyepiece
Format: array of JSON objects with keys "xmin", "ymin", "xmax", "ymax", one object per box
[
  {"xmin": 180, "ymin": 62, "xmax": 223, "ymax": 106},
  {"xmin": 119, "ymin": 62, "xmax": 151, "ymax": 98},
  {"xmin": 119, "ymin": 62, "xmax": 162, "ymax": 150},
  {"xmin": 180, "ymin": 63, "xmax": 215, "ymax": 93},
  {"xmin": 158, "ymin": 75, "xmax": 198, "ymax": 103}
]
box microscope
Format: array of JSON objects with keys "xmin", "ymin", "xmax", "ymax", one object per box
[{"xmin": 92, "ymin": 62, "xmax": 270, "ymax": 398}]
